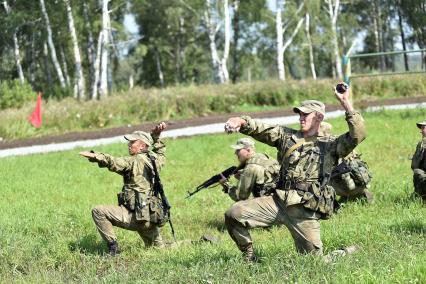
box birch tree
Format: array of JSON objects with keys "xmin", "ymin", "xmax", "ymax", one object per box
[
  {"xmin": 99, "ymin": 0, "xmax": 110, "ymax": 99},
  {"xmin": 39, "ymin": 0, "xmax": 67, "ymax": 88},
  {"xmin": 305, "ymin": 12, "xmax": 316, "ymax": 79},
  {"xmin": 276, "ymin": 0, "xmax": 305, "ymax": 81},
  {"xmin": 204, "ymin": 0, "xmax": 231, "ymax": 84},
  {"xmin": 3, "ymin": 1, "xmax": 25, "ymax": 84},
  {"xmin": 324, "ymin": 0, "xmax": 342, "ymax": 78},
  {"xmin": 64, "ymin": 0, "xmax": 85, "ymax": 100}
]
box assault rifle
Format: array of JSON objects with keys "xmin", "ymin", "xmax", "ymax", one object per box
[{"xmin": 186, "ymin": 166, "xmax": 238, "ymax": 199}]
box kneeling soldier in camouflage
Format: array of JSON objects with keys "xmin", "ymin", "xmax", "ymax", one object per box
[
  {"xmin": 319, "ymin": 122, "xmax": 373, "ymax": 203},
  {"xmin": 224, "ymin": 84, "xmax": 366, "ymax": 262},
  {"xmin": 411, "ymin": 120, "xmax": 426, "ymax": 201},
  {"xmin": 219, "ymin": 138, "xmax": 280, "ymax": 201},
  {"xmin": 79, "ymin": 122, "xmax": 167, "ymax": 255}
]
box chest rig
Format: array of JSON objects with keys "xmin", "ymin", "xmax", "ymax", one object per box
[{"xmin": 278, "ymin": 133, "xmax": 337, "ymax": 219}]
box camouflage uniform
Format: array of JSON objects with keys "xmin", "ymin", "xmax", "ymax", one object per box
[
  {"xmin": 411, "ymin": 121, "xmax": 426, "ymax": 200},
  {"xmin": 222, "ymin": 152, "xmax": 280, "ymax": 201},
  {"xmin": 225, "ymin": 106, "xmax": 366, "ymax": 255},
  {"xmin": 319, "ymin": 122, "xmax": 373, "ymax": 202},
  {"xmin": 90, "ymin": 131, "xmax": 166, "ymax": 248}
]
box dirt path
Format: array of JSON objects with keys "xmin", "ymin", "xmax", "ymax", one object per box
[{"xmin": 1, "ymin": 96, "xmax": 425, "ymax": 152}]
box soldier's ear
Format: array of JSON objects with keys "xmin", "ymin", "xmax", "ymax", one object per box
[{"xmin": 316, "ymin": 112, "xmax": 324, "ymax": 122}]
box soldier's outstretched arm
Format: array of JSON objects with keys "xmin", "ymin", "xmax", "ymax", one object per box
[
  {"xmin": 79, "ymin": 151, "xmax": 132, "ymax": 175},
  {"xmin": 334, "ymin": 84, "xmax": 366, "ymax": 158},
  {"xmin": 225, "ymin": 116, "xmax": 286, "ymax": 148},
  {"xmin": 150, "ymin": 122, "xmax": 167, "ymax": 169}
]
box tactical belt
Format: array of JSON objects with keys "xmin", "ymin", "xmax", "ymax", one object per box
[{"xmin": 281, "ymin": 180, "xmax": 311, "ymax": 192}]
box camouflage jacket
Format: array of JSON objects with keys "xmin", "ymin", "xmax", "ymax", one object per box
[
  {"xmin": 92, "ymin": 133, "xmax": 166, "ymax": 195},
  {"xmin": 411, "ymin": 137, "xmax": 426, "ymax": 182},
  {"xmin": 223, "ymin": 153, "xmax": 280, "ymax": 201},
  {"xmin": 239, "ymin": 111, "xmax": 366, "ymax": 218}
]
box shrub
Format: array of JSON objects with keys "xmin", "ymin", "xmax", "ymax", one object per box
[{"xmin": 0, "ymin": 80, "xmax": 35, "ymax": 109}]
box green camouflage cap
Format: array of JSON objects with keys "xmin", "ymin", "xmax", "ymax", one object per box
[
  {"xmin": 124, "ymin": 131, "xmax": 153, "ymax": 146},
  {"xmin": 293, "ymin": 100, "xmax": 325, "ymax": 116},
  {"xmin": 231, "ymin": 138, "xmax": 255, "ymax": 150},
  {"xmin": 417, "ymin": 120, "xmax": 426, "ymax": 129}
]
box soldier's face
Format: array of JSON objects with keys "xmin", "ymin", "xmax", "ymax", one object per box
[
  {"xmin": 421, "ymin": 126, "xmax": 426, "ymax": 137},
  {"xmin": 128, "ymin": 140, "xmax": 146, "ymax": 155},
  {"xmin": 299, "ymin": 111, "xmax": 322, "ymax": 133},
  {"xmin": 235, "ymin": 148, "xmax": 251, "ymax": 163}
]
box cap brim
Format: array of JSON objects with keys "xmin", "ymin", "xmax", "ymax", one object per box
[
  {"xmin": 124, "ymin": 134, "xmax": 138, "ymax": 141},
  {"xmin": 417, "ymin": 123, "xmax": 426, "ymax": 129},
  {"xmin": 231, "ymin": 145, "xmax": 245, "ymax": 150},
  {"xmin": 293, "ymin": 106, "xmax": 314, "ymax": 114}
]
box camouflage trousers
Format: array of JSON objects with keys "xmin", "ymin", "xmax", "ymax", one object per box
[
  {"xmin": 92, "ymin": 205, "xmax": 163, "ymax": 247},
  {"xmin": 224, "ymin": 194, "xmax": 323, "ymax": 254}
]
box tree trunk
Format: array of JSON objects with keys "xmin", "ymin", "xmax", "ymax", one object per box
[
  {"xmin": 64, "ymin": 0, "xmax": 86, "ymax": 100},
  {"xmin": 220, "ymin": 0, "xmax": 231, "ymax": 83},
  {"xmin": 276, "ymin": 0, "xmax": 285, "ymax": 80},
  {"xmin": 43, "ymin": 41, "xmax": 53, "ymax": 88},
  {"xmin": 205, "ymin": 0, "xmax": 224, "ymax": 84},
  {"xmin": 154, "ymin": 47, "xmax": 165, "ymax": 88},
  {"xmin": 39, "ymin": 0, "xmax": 67, "ymax": 88},
  {"xmin": 305, "ymin": 13, "xmax": 316, "ymax": 80},
  {"xmin": 281, "ymin": 17, "xmax": 304, "ymax": 80},
  {"xmin": 29, "ymin": 32, "xmax": 36, "ymax": 85},
  {"xmin": 60, "ymin": 44, "xmax": 71, "ymax": 86},
  {"xmin": 231, "ymin": 0, "xmax": 240, "ymax": 83},
  {"xmin": 3, "ymin": 1, "xmax": 25, "ymax": 84},
  {"xmin": 99, "ymin": 0, "xmax": 110, "ymax": 99},
  {"xmin": 326, "ymin": 0, "xmax": 342, "ymax": 78},
  {"xmin": 83, "ymin": 1, "xmax": 95, "ymax": 86},
  {"xmin": 91, "ymin": 31, "xmax": 103, "ymax": 100},
  {"xmin": 397, "ymin": 4, "xmax": 409, "ymax": 71},
  {"xmin": 374, "ymin": 0, "xmax": 386, "ymax": 71}
]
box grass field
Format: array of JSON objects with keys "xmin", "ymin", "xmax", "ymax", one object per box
[{"xmin": 1, "ymin": 108, "xmax": 426, "ymax": 283}]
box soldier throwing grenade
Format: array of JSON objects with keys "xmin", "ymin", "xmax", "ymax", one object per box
[
  {"xmin": 223, "ymin": 83, "xmax": 366, "ymax": 262},
  {"xmin": 80, "ymin": 122, "xmax": 168, "ymax": 255}
]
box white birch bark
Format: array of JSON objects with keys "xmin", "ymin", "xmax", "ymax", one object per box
[
  {"xmin": 154, "ymin": 47, "xmax": 165, "ymax": 87},
  {"xmin": 305, "ymin": 13, "xmax": 317, "ymax": 80},
  {"xmin": 39, "ymin": 0, "xmax": 67, "ymax": 87},
  {"xmin": 64, "ymin": 0, "xmax": 85, "ymax": 100},
  {"xmin": 276, "ymin": 0, "xmax": 304, "ymax": 80},
  {"xmin": 3, "ymin": 1, "xmax": 25, "ymax": 84},
  {"xmin": 60, "ymin": 44, "xmax": 71, "ymax": 86},
  {"xmin": 91, "ymin": 31, "xmax": 103, "ymax": 100},
  {"xmin": 204, "ymin": 0, "xmax": 230, "ymax": 84},
  {"xmin": 325, "ymin": 0, "xmax": 342, "ymax": 78},
  {"xmin": 276, "ymin": 0, "xmax": 284, "ymax": 80},
  {"xmin": 99, "ymin": 0, "xmax": 110, "ymax": 99},
  {"xmin": 221, "ymin": 0, "xmax": 230, "ymax": 82}
]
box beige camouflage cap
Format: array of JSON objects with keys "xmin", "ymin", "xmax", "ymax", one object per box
[
  {"xmin": 124, "ymin": 131, "xmax": 153, "ymax": 146},
  {"xmin": 231, "ymin": 138, "xmax": 255, "ymax": 150},
  {"xmin": 417, "ymin": 120, "xmax": 426, "ymax": 129},
  {"xmin": 293, "ymin": 100, "xmax": 325, "ymax": 116},
  {"xmin": 318, "ymin": 122, "xmax": 333, "ymax": 137}
]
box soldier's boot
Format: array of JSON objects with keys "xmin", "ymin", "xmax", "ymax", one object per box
[
  {"xmin": 240, "ymin": 243, "xmax": 257, "ymax": 263},
  {"xmin": 107, "ymin": 240, "xmax": 120, "ymax": 256},
  {"xmin": 363, "ymin": 190, "xmax": 374, "ymax": 204}
]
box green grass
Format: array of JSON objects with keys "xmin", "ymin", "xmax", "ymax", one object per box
[{"xmin": 1, "ymin": 108, "xmax": 426, "ymax": 283}]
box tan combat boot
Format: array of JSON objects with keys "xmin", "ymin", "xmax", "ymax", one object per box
[{"xmin": 240, "ymin": 243, "xmax": 257, "ymax": 263}]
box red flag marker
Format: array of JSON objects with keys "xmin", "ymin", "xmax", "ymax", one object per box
[{"xmin": 29, "ymin": 93, "xmax": 42, "ymax": 128}]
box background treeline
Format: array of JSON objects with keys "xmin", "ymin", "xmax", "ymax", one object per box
[
  {"xmin": 0, "ymin": 75, "xmax": 424, "ymax": 140},
  {"xmin": 0, "ymin": 0, "xmax": 425, "ymax": 107}
]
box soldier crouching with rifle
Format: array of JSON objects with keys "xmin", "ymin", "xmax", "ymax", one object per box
[
  {"xmin": 223, "ymin": 83, "xmax": 366, "ymax": 262},
  {"xmin": 79, "ymin": 122, "xmax": 170, "ymax": 256},
  {"xmin": 218, "ymin": 138, "xmax": 280, "ymax": 201}
]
